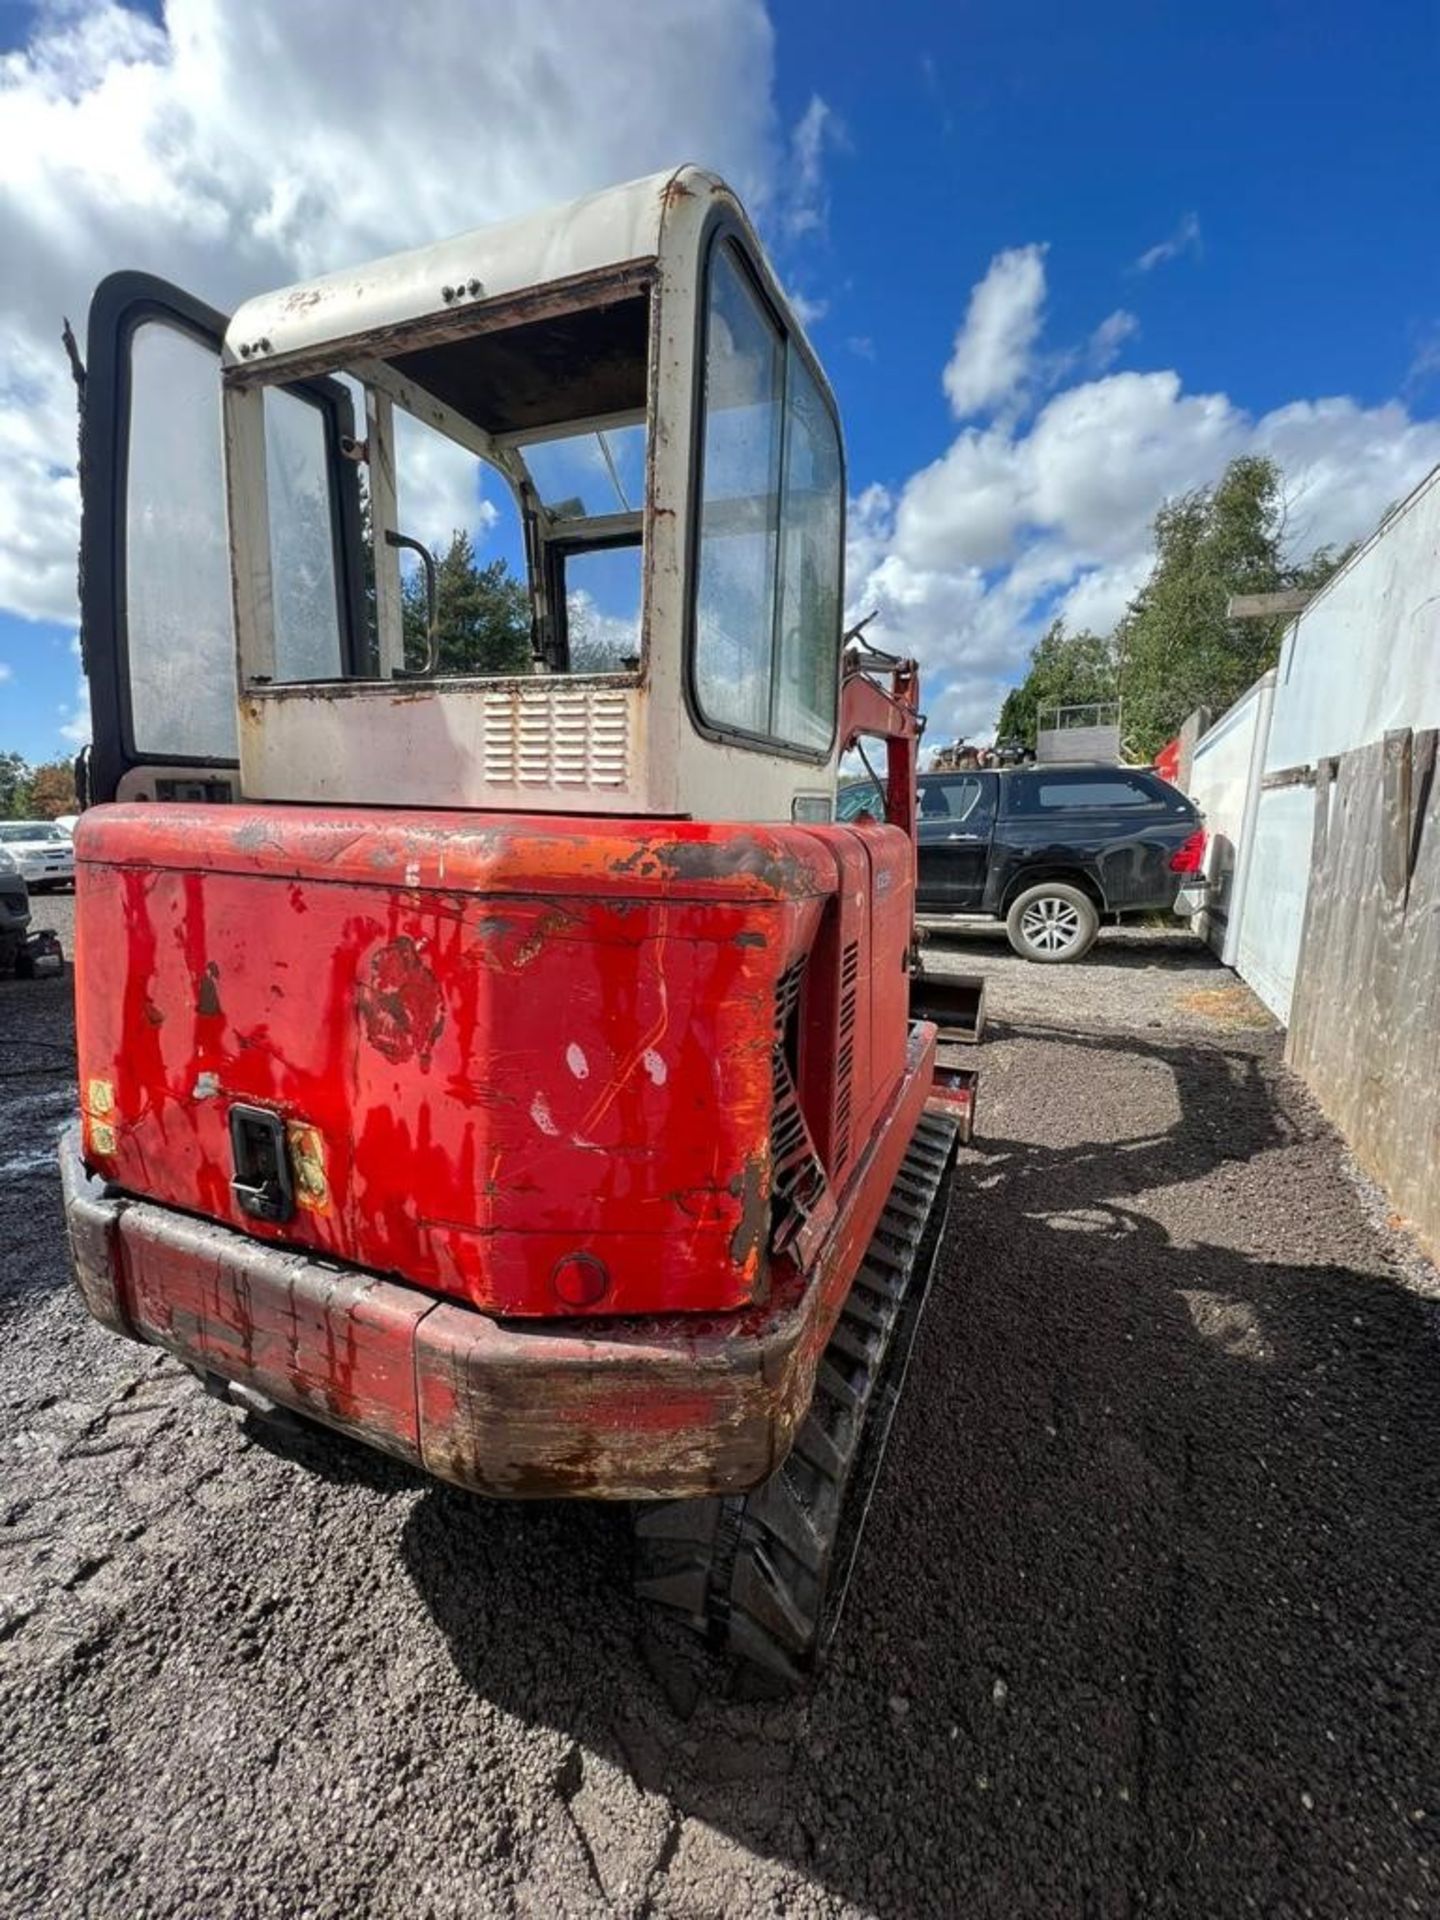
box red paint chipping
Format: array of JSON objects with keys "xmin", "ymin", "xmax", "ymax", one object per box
[{"xmin": 356, "ymin": 936, "xmax": 445, "ymax": 1067}]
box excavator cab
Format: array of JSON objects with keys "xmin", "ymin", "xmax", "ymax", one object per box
[
  {"xmin": 80, "ymin": 167, "xmax": 843, "ymax": 824},
  {"xmin": 65, "ymin": 168, "xmax": 968, "ymax": 1685}
]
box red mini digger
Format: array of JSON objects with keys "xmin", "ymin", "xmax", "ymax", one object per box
[{"xmin": 64, "ymin": 167, "xmax": 974, "ymax": 1683}]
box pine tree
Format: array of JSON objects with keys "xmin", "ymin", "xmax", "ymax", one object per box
[{"xmin": 401, "ymin": 530, "xmax": 533, "ymax": 675}]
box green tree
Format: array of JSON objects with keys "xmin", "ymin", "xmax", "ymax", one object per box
[
  {"xmin": 1116, "ymin": 455, "xmax": 1350, "ymax": 760},
  {"xmin": 401, "ymin": 530, "xmax": 533, "ymax": 675},
  {"xmin": 0, "ymin": 752, "xmax": 31, "ymax": 818},
  {"xmin": 995, "ymin": 621, "xmax": 1118, "ymax": 749}
]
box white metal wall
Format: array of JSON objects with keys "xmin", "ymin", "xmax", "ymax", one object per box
[
  {"xmin": 1187, "ymin": 672, "xmax": 1273, "ymax": 968},
  {"xmin": 1236, "ymin": 464, "xmax": 1440, "ymax": 1023}
]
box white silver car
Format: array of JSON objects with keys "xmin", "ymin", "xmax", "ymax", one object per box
[
  {"xmin": 0, "ymin": 846, "xmax": 30, "ymax": 969},
  {"xmin": 0, "ymin": 820, "xmax": 75, "ymax": 891}
]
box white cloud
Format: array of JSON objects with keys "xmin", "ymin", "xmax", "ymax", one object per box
[
  {"xmin": 0, "ymin": 0, "xmax": 779, "ymax": 634},
  {"xmin": 565, "ymin": 586, "xmax": 639, "ymax": 667},
  {"xmin": 894, "ymin": 425, "xmax": 1029, "ymax": 569},
  {"xmin": 1134, "ymin": 211, "xmax": 1202, "ymax": 274},
  {"xmin": 0, "ymin": 663, "xmax": 11, "ymax": 683},
  {"xmin": 0, "ymin": 326, "xmax": 83, "ymax": 625},
  {"xmin": 1024, "ymin": 372, "xmax": 1241, "ymax": 555},
  {"xmin": 788, "ymin": 290, "xmax": 829, "ymax": 329},
  {"xmin": 1406, "ymin": 324, "xmax": 1440, "ymax": 399},
  {"xmin": 942, "ymin": 243, "xmax": 1048, "ymax": 420},
  {"xmin": 783, "ymin": 94, "xmax": 842, "ymax": 240},
  {"xmin": 1250, "ymin": 397, "xmax": 1440, "ymax": 555},
  {"xmin": 59, "ymin": 682, "xmax": 91, "ymax": 746},
  {"xmin": 58, "ymin": 634, "xmax": 88, "ymax": 747},
  {"xmin": 1089, "ymin": 308, "xmax": 1139, "ymax": 371},
  {"xmin": 391, "ymin": 410, "xmax": 501, "ymax": 560},
  {"xmin": 1054, "ymin": 554, "xmax": 1151, "ymax": 636},
  {"xmin": 849, "ymin": 257, "xmax": 1440, "ymax": 741}
]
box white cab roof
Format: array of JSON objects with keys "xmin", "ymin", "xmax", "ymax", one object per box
[{"xmin": 223, "ymin": 165, "xmax": 725, "ymax": 370}]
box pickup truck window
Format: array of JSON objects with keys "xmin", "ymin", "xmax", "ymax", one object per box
[
  {"xmin": 919, "ymin": 777, "xmax": 985, "ymax": 822},
  {"xmin": 836, "ymin": 778, "xmax": 882, "ymax": 820},
  {"xmin": 1008, "ymin": 774, "xmax": 1167, "ymax": 811}
]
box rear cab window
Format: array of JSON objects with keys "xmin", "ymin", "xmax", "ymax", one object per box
[{"xmin": 1002, "ymin": 771, "xmax": 1190, "ymax": 815}]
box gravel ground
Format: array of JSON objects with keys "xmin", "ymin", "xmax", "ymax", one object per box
[
  {"xmin": 3, "ymin": 901, "xmax": 1438, "ymax": 1918},
  {"xmin": 919, "ymin": 914, "xmax": 1276, "ymax": 1033}
]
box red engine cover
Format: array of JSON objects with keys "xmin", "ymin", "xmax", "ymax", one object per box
[{"xmin": 73, "ymin": 805, "xmax": 861, "ymax": 1318}]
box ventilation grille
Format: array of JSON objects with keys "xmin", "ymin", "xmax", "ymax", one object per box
[
  {"xmin": 480, "ymin": 683, "xmax": 631, "ymax": 790},
  {"xmin": 833, "ymin": 939, "xmax": 860, "ymax": 1172},
  {"xmin": 769, "ymin": 958, "xmax": 828, "ymax": 1255}
]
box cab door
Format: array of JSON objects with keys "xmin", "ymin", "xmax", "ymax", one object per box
[
  {"xmin": 916, "ymin": 773, "xmax": 996, "ymax": 910},
  {"xmin": 79, "ymin": 273, "xmax": 364, "ymax": 805}
]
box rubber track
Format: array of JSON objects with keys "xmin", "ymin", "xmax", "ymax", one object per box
[{"xmin": 634, "ymin": 1110, "xmax": 959, "ymax": 1686}]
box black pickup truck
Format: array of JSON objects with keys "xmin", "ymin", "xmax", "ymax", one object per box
[{"xmin": 839, "ymin": 764, "xmax": 1206, "ymax": 962}]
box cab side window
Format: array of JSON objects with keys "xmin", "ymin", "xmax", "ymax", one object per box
[
  {"xmin": 693, "ymin": 242, "xmax": 843, "ymax": 755},
  {"xmin": 125, "ymin": 320, "xmax": 237, "ymax": 759}
]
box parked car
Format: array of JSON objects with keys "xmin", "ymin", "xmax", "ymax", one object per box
[
  {"xmin": 837, "ymin": 764, "xmax": 1206, "ymax": 961},
  {"xmin": 0, "ymin": 847, "xmax": 32, "ymax": 971},
  {"xmin": 0, "ymin": 820, "xmax": 76, "ymax": 891}
]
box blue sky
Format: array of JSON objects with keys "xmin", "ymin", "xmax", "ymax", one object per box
[
  {"xmin": 1, "ymin": 0, "xmax": 1437, "ymax": 761},
  {"xmin": 797, "ymin": 0, "xmax": 1439, "ymax": 478}
]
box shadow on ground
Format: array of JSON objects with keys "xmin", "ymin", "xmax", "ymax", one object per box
[{"xmin": 389, "ymin": 1016, "xmax": 1440, "ymax": 1918}]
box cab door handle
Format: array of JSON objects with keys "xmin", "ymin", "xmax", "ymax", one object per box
[{"xmin": 229, "ymin": 1104, "xmax": 294, "ymax": 1224}]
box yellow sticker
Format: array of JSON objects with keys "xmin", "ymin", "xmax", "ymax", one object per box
[
  {"xmin": 287, "ymin": 1123, "xmax": 329, "ymax": 1212},
  {"xmin": 90, "ymin": 1121, "xmax": 117, "ymax": 1157},
  {"xmin": 86, "ymin": 1077, "xmax": 114, "ymax": 1117}
]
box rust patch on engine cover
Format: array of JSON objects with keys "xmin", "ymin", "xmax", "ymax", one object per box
[
  {"xmin": 197, "ymin": 962, "xmax": 223, "ymax": 1017},
  {"xmin": 356, "ymin": 937, "xmax": 445, "ymax": 1068},
  {"xmin": 728, "ymin": 1153, "xmax": 769, "ymax": 1272}
]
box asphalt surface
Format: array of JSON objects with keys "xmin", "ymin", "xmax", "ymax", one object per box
[{"xmin": 3, "ymin": 899, "xmax": 1438, "ymax": 1918}]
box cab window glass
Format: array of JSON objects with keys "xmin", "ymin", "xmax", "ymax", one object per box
[
  {"xmin": 125, "ymin": 321, "xmax": 236, "ymax": 758},
  {"xmin": 524, "ymin": 424, "xmax": 645, "ymax": 521},
  {"xmin": 563, "ymin": 544, "xmax": 642, "ymax": 672},
  {"xmin": 264, "ymin": 388, "xmax": 343, "ymax": 681},
  {"xmin": 774, "ymin": 347, "xmax": 841, "ymax": 750},
  {"xmin": 693, "ymin": 246, "xmax": 784, "ymax": 736},
  {"xmin": 388, "ymin": 409, "xmax": 533, "ymax": 675},
  {"xmin": 693, "ymin": 243, "xmax": 842, "ymax": 754}
]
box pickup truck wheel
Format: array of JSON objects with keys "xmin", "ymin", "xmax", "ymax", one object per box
[{"xmin": 1005, "ymin": 882, "xmax": 1099, "ymax": 963}]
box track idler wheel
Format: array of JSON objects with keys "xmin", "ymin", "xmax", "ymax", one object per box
[{"xmin": 634, "ymin": 1110, "xmax": 959, "ymax": 1688}]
